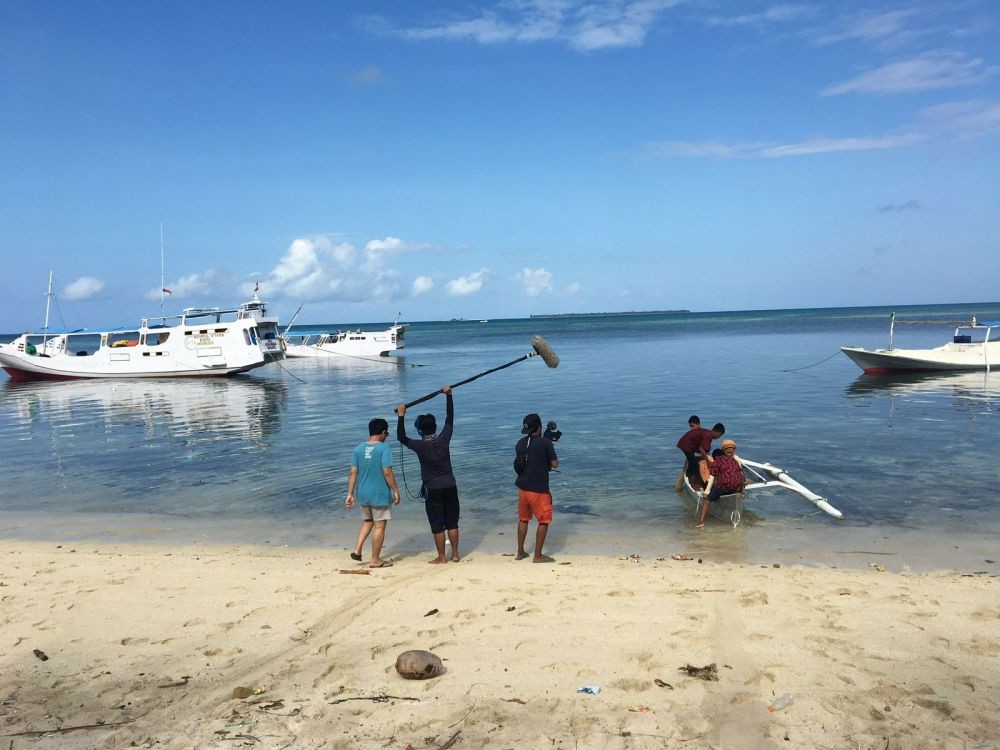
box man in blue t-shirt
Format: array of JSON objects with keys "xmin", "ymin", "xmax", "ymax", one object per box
[{"xmin": 346, "ymin": 418, "xmax": 400, "ymax": 568}]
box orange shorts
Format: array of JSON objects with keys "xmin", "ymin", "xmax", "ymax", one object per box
[{"xmin": 518, "ymin": 490, "xmax": 553, "ymax": 524}]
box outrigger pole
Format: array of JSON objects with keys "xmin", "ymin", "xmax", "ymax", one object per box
[{"xmin": 740, "ymin": 459, "xmax": 843, "ymax": 519}]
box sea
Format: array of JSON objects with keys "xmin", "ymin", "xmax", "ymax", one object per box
[{"xmin": 2, "ymin": 303, "xmax": 999, "ymax": 572}]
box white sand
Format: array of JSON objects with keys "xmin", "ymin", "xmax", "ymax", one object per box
[{"xmin": 2, "ymin": 541, "xmax": 998, "ymax": 749}]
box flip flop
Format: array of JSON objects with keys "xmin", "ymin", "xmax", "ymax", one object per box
[
  {"xmin": 350, "ymin": 552, "xmax": 362, "ymax": 562},
  {"xmin": 671, "ymin": 554, "xmax": 692, "ymax": 561},
  {"xmin": 533, "ymin": 556, "xmax": 556, "ymax": 563},
  {"xmin": 369, "ymin": 561, "xmax": 394, "ymax": 568}
]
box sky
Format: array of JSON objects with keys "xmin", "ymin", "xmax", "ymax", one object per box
[{"xmin": 1, "ymin": 1, "xmax": 998, "ymax": 329}]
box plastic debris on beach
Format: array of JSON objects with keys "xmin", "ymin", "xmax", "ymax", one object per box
[
  {"xmin": 868, "ymin": 562, "xmax": 886, "ymax": 572},
  {"xmin": 768, "ymin": 693, "xmax": 794, "ymax": 712},
  {"xmin": 577, "ymin": 685, "xmax": 601, "ymax": 695},
  {"xmin": 653, "ymin": 678, "xmax": 673, "ymax": 689},
  {"xmin": 679, "ymin": 663, "xmax": 719, "ymax": 681},
  {"xmin": 628, "ymin": 705, "xmax": 652, "ymax": 713},
  {"xmin": 671, "ymin": 554, "xmax": 692, "ymax": 561}
]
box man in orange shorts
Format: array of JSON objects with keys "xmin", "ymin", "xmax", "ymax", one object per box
[{"xmin": 514, "ymin": 413, "xmax": 559, "ymax": 563}]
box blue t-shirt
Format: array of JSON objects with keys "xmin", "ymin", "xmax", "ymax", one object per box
[{"xmin": 351, "ymin": 441, "xmax": 393, "ymax": 506}]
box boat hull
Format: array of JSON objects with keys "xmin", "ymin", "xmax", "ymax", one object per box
[
  {"xmin": 683, "ymin": 475, "xmax": 745, "ymax": 528},
  {"xmin": 841, "ymin": 343, "xmax": 1000, "ymax": 374}
]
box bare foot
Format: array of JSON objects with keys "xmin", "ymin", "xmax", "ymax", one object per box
[
  {"xmin": 428, "ymin": 557, "xmax": 447, "ymax": 564},
  {"xmin": 451, "ymin": 555, "xmax": 461, "ymax": 562},
  {"xmin": 695, "ymin": 523, "xmax": 705, "ymax": 529},
  {"xmin": 515, "ymin": 552, "xmax": 528, "ymax": 560}
]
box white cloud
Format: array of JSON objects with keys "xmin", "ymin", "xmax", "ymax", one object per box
[
  {"xmin": 813, "ymin": 9, "xmax": 920, "ymax": 46},
  {"xmin": 516, "ymin": 267, "xmax": 554, "ymax": 297},
  {"xmin": 705, "ymin": 4, "xmax": 817, "ymax": 28},
  {"xmin": 363, "ymin": 236, "xmax": 430, "ymax": 276},
  {"xmin": 64, "ymin": 276, "xmax": 105, "ymax": 301},
  {"xmin": 641, "ymin": 132, "xmax": 923, "ymax": 160},
  {"xmin": 919, "ymin": 99, "xmax": 1000, "ymax": 140},
  {"xmin": 363, "ymin": 0, "xmax": 682, "ymax": 52},
  {"xmin": 823, "ymin": 50, "xmax": 999, "ymax": 96},
  {"xmin": 446, "ymin": 269, "xmax": 491, "ymax": 296},
  {"xmin": 146, "ymin": 269, "xmax": 228, "ymax": 301},
  {"xmin": 566, "ymin": 281, "xmax": 582, "ymax": 294},
  {"xmin": 347, "ymin": 66, "xmax": 382, "ymax": 86},
  {"xmin": 412, "ymin": 275, "xmax": 434, "ymax": 295}
]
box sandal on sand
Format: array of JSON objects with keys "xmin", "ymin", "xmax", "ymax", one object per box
[
  {"xmin": 369, "ymin": 561, "xmax": 394, "ymax": 568},
  {"xmin": 533, "ymin": 556, "xmax": 556, "ymax": 564},
  {"xmin": 350, "ymin": 552, "xmax": 362, "ymax": 562},
  {"xmin": 671, "ymin": 554, "xmax": 692, "ymax": 561}
]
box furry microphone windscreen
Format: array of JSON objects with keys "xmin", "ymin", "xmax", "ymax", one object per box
[{"xmin": 530, "ymin": 335, "xmax": 559, "ymax": 368}]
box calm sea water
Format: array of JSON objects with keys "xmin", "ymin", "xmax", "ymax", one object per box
[{"xmin": 2, "ymin": 303, "xmax": 999, "ymax": 570}]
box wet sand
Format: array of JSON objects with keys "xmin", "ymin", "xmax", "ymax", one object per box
[{"xmin": 2, "ymin": 539, "xmax": 998, "ymax": 749}]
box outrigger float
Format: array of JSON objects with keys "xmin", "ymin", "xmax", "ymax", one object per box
[{"xmin": 683, "ymin": 458, "xmax": 842, "ymax": 527}]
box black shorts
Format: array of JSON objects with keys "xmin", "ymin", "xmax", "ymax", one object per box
[
  {"xmin": 425, "ymin": 485, "xmax": 460, "ymax": 533},
  {"xmin": 683, "ymin": 451, "xmax": 704, "ymax": 477}
]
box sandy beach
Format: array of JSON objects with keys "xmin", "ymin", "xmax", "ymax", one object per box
[{"xmin": 1, "ymin": 540, "xmax": 998, "ymax": 750}]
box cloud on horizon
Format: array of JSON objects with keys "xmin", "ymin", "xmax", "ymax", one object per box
[
  {"xmin": 64, "ymin": 276, "xmax": 105, "ymax": 301},
  {"xmin": 516, "ymin": 267, "xmax": 554, "ymax": 298},
  {"xmin": 878, "ymin": 200, "xmax": 922, "ymax": 213},
  {"xmin": 446, "ymin": 269, "xmax": 490, "ymax": 296}
]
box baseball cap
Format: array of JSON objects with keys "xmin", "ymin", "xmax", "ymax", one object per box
[{"xmin": 521, "ymin": 413, "xmax": 542, "ymax": 434}]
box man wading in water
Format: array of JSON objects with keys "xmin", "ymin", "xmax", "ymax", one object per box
[{"xmin": 396, "ymin": 386, "xmax": 461, "ymax": 564}]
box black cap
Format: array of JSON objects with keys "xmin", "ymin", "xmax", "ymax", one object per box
[{"xmin": 521, "ymin": 413, "xmax": 541, "ymax": 434}]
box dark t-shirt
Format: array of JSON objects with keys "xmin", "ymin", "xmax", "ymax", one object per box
[
  {"xmin": 514, "ymin": 435, "xmax": 558, "ymax": 493},
  {"xmin": 677, "ymin": 427, "xmax": 712, "ymax": 454},
  {"xmin": 398, "ymin": 395, "xmax": 457, "ymax": 490}
]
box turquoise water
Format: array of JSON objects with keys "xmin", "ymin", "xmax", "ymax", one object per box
[{"xmin": 2, "ymin": 304, "xmax": 999, "ymax": 570}]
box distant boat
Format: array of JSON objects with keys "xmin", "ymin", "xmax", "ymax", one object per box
[
  {"xmin": 479, "ymin": 319, "xmax": 489, "ymax": 323},
  {"xmin": 283, "ymin": 322, "xmax": 406, "ymax": 359},
  {"xmin": 0, "ymin": 278, "xmax": 284, "ymax": 382},
  {"xmin": 841, "ymin": 313, "xmax": 999, "ymax": 373}
]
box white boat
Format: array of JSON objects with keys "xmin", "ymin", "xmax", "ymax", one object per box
[
  {"xmin": 0, "ymin": 283, "xmax": 285, "ymax": 382},
  {"xmin": 842, "ymin": 313, "xmax": 1000, "ymax": 373},
  {"xmin": 283, "ymin": 322, "xmax": 406, "ymax": 359},
  {"xmin": 683, "ymin": 457, "xmax": 842, "ymax": 527}
]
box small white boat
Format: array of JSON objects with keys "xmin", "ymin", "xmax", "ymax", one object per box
[
  {"xmin": 842, "ymin": 314, "xmax": 1000, "ymax": 373},
  {"xmin": 0, "ymin": 281, "xmax": 284, "ymax": 382},
  {"xmin": 683, "ymin": 457, "xmax": 842, "ymax": 527},
  {"xmin": 283, "ymin": 322, "xmax": 406, "ymax": 359}
]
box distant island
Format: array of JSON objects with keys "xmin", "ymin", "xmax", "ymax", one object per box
[{"xmin": 530, "ymin": 310, "xmax": 689, "ymax": 319}]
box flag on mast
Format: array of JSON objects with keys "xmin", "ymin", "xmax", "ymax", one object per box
[{"xmin": 162, "ymin": 288, "xmax": 173, "ymax": 295}]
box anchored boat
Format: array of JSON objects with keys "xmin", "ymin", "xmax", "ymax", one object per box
[
  {"xmin": 0, "ymin": 283, "xmax": 285, "ymax": 382},
  {"xmin": 842, "ymin": 313, "xmax": 999, "ymax": 373},
  {"xmin": 282, "ymin": 321, "xmax": 406, "ymax": 359},
  {"xmin": 683, "ymin": 457, "xmax": 842, "ymax": 527}
]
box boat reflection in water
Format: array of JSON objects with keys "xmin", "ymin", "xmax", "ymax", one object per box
[
  {"xmin": 4, "ymin": 375, "xmax": 288, "ymax": 442},
  {"xmin": 845, "ymin": 370, "xmax": 999, "ymax": 400}
]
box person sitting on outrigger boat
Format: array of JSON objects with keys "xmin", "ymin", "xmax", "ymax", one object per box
[
  {"xmin": 697, "ymin": 439, "xmax": 745, "ymax": 529},
  {"xmin": 677, "ymin": 416, "xmax": 725, "ymax": 490}
]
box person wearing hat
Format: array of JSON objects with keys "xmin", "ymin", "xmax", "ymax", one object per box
[
  {"xmin": 514, "ymin": 412, "xmax": 559, "ymax": 562},
  {"xmin": 543, "ymin": 420, "xmax": 562, "ymax": 442},
  {"xmin": 396, "ymin": 386, "xmax": 461, "ymax": 564},
  {"xmin": 697, "ymin": 438, "xmax": 745, "ymax": 528}
]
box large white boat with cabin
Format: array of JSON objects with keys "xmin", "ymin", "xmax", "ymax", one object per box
[
  {"xmin": 842, "ymin": 314, "xmax": 999, "ymax": 374},
  {"xmin": 282, "ymin": 321, "xmax": 406, "ymax": 359},
  {"xmin": 0, "ymin": 279, "xmax": 285, "ymax": 382}
]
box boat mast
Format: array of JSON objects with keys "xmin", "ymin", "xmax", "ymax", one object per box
[
  {"xmin": 888, "ymin": 311, "xmax": 895, "ymax": 351},
  {"xmin": 160, "ymin": 223, "xmax": 165, "ymax": 315},
  {"xmin": 42, "ymin": 269, "xmax": 53, "ymax": 341}
]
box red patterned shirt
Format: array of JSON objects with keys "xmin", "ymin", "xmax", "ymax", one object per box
[{"xmin": 710, "ymin": 455, "xmax": 745, "ymax": 493}]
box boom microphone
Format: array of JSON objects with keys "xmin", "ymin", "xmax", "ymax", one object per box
[{"xmin": 402, "ymin": 335, "xmax": 559, "ymax": 409}]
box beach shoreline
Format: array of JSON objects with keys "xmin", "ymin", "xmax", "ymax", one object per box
[{"xmin": 2, "ymin": 539, "xmax": 998, "ymax": 749}]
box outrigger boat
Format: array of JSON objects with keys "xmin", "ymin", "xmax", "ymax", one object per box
[
  {"xmin": 842, "ymin": 313, "xmax": 999, "ymax": 373},
  {"xmin": 0, "ymin": 275, "xmax": 285, "ymax": 382},
  {"xmin": 683, "ymin": 457, "xmax": 842, "ymax": 527}
]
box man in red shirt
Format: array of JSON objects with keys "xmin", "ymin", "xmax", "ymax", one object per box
[{"xmin": 677, "ymin": 416, "xmax": 726, "ymax": 490}]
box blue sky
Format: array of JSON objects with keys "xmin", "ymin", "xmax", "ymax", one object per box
[{"xmin": 1, "ymin": 1, "xmax": 998, "ymax": 329}]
